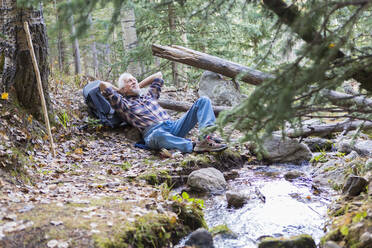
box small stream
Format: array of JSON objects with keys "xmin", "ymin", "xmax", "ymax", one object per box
[{"xmin": 178, "ymin": 163, "xmax": 334, "ymax": 248}]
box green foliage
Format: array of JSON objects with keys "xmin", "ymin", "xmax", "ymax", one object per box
[
  {"xmin": 352, "ymin": 211, "xmax": 367, "ymax": 223},
  {"xmin": 57, "ymin": 111, "xmax": 70, "ymax": 128},
  {"xmin": 117, "ymin": 161, "xmax": 132, "ymax": 171},
  {"xmin": 340, "ymin": 225, "xmax": 349, "ymax": 236},
  {"xmin": 172, "ymin": 191, "xmax": 205, "ymax": 210},
  {"xmin": 310, "ymin": 151, "xmax": 328, "ymax": 164}
]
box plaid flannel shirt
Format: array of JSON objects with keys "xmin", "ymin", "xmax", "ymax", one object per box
[{"xmin": 102, "ymin": 78, "xmax": 170, "ymax": 133}]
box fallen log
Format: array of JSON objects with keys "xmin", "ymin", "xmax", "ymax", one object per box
[
  {"xmin": 321, "ymin": 90, "xmax": 372, "ymax": 112},
  {"xmin": 152, "ymin": 44, "xmax": 274, "ymax": 85},
  {"xmin": 158, "ymin": 99, "xmax": 230, "ymax": 115},
  {"xmin": 286, "ymin": 120, "xmax": 372, "ymax": 138}
]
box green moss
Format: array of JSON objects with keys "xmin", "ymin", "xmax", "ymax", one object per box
[
  {"xmin": 138, "ymin": 169, "xmax": 171, "ymax": 185},
  {"xmin": 332, "ymin": 204, "xmax": 349, "ymax": 217},
  {"xmin": 259, "ymin": 234, "xmax": 316, "ymax": 248},
  {"xmin": 209, "ymin": 224, "xmax": 232, "ymax": 236},
  {"xmin": 320, "ymin": 229, "xmax": 342, "ymax": 245},
  {"xmin": 323, "ymin": 166, "xmax": 336, "ymax": 173},
  {"xmin": 101, "ymin": 213, "xmax": 180, "ymax": 248},
  {"xmin": 180, "ymin": 154, "xmax": 212, "ymax": 168},
  {"xmin": 100, "ymin": 201, "xmax": 207, "ymax": 248},
  {"xmin": 171, "ymin": 200, "xmax": 207, "ymax": 231}
]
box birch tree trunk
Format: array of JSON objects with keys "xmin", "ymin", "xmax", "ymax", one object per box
[
  {"xmin": 120, "ymin": 7, "xmax": 141, "ymax": 77},
  {"xmin": 168, "ymin": 2, "xmax": 179, "ymax": 87},
  {"xmin": 0, "ymin": 0, "xmax": 52, "ymax": 118},
  {"xmin": 54, "ymin": 0, "xmax": 67, "ymax": 74},
  {"xmin": 89, "ymin": 14, "xmax": 99, "ymax": 78},
  {"xmin": 68, "ymin": 0, "xmax": 81, "ymax": 75}
]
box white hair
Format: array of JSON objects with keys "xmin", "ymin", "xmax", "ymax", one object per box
[{"xmin": 117, "ymin": 72, "xmax": 133, "ymax": 89}]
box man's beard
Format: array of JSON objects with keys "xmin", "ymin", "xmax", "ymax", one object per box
[{"xmin": 130, "ymin": 88, "xmax": 141, "ymax": 96}]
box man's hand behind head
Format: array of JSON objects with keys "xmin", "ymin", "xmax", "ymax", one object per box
[{"xmin": 155, "ymin": 71, "xmax": 163, "ymax": 79}]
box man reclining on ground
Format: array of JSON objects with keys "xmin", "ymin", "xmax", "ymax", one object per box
[{"xmin": 99, "ymin": 71, "xmax": 227, "ymax": 153}]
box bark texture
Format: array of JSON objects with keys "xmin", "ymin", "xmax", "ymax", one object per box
[
  {"xmin": 286, "ymin": 120, "xmax": 372, "ymax": 138},
  {"xmin": 0, "ymin": 1, "xmax": 51, "ymax": 118},
  {"xmin": 168, "ymin": 2, "xmax": 179, "ymax": 87},
  {"xmin": 121, "ymin": 8, "xmax": 141, "ymax": 77},
  {"xmin": 152, "ymin": 44, "xmax": 274, "ymax": 85},
  {"xmin": 70, "ymin": 14, "xmax": 81, "ymax": 75}
]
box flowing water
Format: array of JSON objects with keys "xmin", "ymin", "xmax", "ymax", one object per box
[{"xmin": 178, "ymin": 163, "xmax": 334, "ymax": 248}]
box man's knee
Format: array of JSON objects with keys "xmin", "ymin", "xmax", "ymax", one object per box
[{"xmin": 197, "ymin": 96, "xmax": 212, "ymax": 105}]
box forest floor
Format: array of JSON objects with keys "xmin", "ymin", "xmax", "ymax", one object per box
[{"xmin": 0, "ymin": 76, "xmax": 246, "ymax": 248}]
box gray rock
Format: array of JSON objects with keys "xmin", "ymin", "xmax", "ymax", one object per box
[
  {"xmin": 323, "ymin": 241, "xmax": 342, "ymax": 248},
  {"xmin": 360, "ymin": 232, "xmax": 372, "ymax": 247},
  {"xmin": 261, "ymin": 135, "xmax": 312, "ymax": 164},
  {"xmin": 198, "ymin": 71, "xmax": 242, "ymax": 106},
  {"xmin": 342, "ymin": 175, "xmax": 368, "ymax": 196},
  {"xmin": 226, "ymin": 191, "xmax": 249, "ymax": 208},
  {"xmin": 338, "ymin": 139, "xmax": 372, "ymax": 157},
  {"xmin": 258, "ymin": 234, "xmax": 316, "ymax": 248},
  {"xmin": 185, "ymin": 228, "xmax": 214, "ymax": 248},
  {"xmin": 303, "ymin": 137, "xmax": 334, "ymax": 152},
  {"xmin": 187, "ymin": 167, "xmax": 227, "ymax": 194},
  {"xmin": 365, "ymin": 158, "xmax": 372, "ymax": 171},
  {"xmin": 344, "ymin": 150, "xmax": 359, "ymax": 160},
  {"xmin": 311, "ymin": 159, "xmax": 346, "ymax": 186},
  {"xmin": 284, "ymin": 171, "xmax": 306, "ymax": 181}
]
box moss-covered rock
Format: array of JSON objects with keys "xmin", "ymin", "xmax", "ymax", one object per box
[
  {"xmin": 258, "ymin": 234, "xmax": 316, "ymax": 248},
  {"xmin": 180, "ymin": 149, "xmax": 243, "ymax": 174},
  {"xmin": 101, "ymin": 213, "xmax": 186, "ymax": 248},
  {"xmin": 101, "ymin": 199, "xmax": 207, "ymax": 248}
]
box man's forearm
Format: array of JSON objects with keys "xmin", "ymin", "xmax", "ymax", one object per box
[
  {"xmin": 99, "ymin": 81, "xmax": 119, "ymax": 92},
  {"xmin": 139, "ymin": 72, "xmax": 163, "ymax": 88}
]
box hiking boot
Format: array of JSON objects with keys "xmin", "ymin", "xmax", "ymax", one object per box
[
  {"xmin": 194, "ymin": 136, "xmax": 228, "ymax": 152},
  {"xmin": 204, "ymin": 134, "xmax": 223, "ymax": 144}
]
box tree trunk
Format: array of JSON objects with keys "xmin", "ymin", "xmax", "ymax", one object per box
[
  {"xmin": 54, "ymin": 0, "xmax": 67, "ymax": 74},
  {"xmin": 286, "ymin": 120, "xmax": 372, "ymax": 138},
  {"xmin": 158, "ymin": 99, "xmax": 229, "ymax": 115},
  {"xmin": 121, "ymin": 7, "xmax": 141, "ymax": 77},
  {"xmin": 0, "ymin": 1, "xmax": 52, "ymax": 119},
  {"xmin": 88, "ymin": 14, "xmax": 99, "ymax": 78},
  {"xmin": 152, "ymin": 44, "xmax": 274, "ymax": 85},
  {"xmin": 68, "ymin": 0, "xmax": 81, "ymax": 75},
  {"xmin": 262, "ymin": 0, "xmax": 372, "ymax": 92},
  {"xmin": 168, "ymin": 2, "xmax": 179, "ymax": 87}
]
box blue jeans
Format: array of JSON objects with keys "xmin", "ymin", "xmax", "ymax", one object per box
[{"xmin": 143, "ymin": 96, "xmax": 216, "ymax": 153}]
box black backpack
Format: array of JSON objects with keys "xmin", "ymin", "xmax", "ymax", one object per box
[{"xmin": 83, "ymin": 80, "xmax": 126, "ymax": 128}]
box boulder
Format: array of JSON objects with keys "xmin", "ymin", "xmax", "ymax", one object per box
[
  {"xmin": 185, "ymin": 228, "xmax": 214, "ymax": 248},
  {"xmin": 284, "ymin": 171, "xmax": 306, "ymax": 181},
  {"xmin": 344, "ymin": 151, "xmax": 359, "ymax": 160},
  {"xmin": 198, "ymin": 71, "xmax": 243, "ymax": 106},
  {"xmin": 323, "ymin": 241, "xmax": 342, "ymax": 248},
  {"xmin": 226, "ymin": 191, "xmax": 249, "ymax": 208},
  {"xmin": 311, "ymin": 159, "xmax": 346, "ymax": 186},
  {"xmin": 342, "ymin": 175, "xmax": 368, "ymax": 196},
  {"xmin": 337, "ymin": 139, "xmax": 372, "ymax": 157},
  {"xmin": 303, "ymin": 137, "xmax": 334, "ymax": 152},
  {"xmin": 365, "ymin": 158, "xmax": 372, "ymax": 171},
  {"xmin": 261, "ymin": 135, "xmax": 312, "ymax": 164},
  {"xmin": 360, "ymin": 232, "xmax": 372, "ymax": 248},
  {"xmin": 187, "ymin": 168, "xmax": 227, "ymax": 194},
  {"xmin": 258, "ymin": 234, "xmax": 316, "ymax": 248}
]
